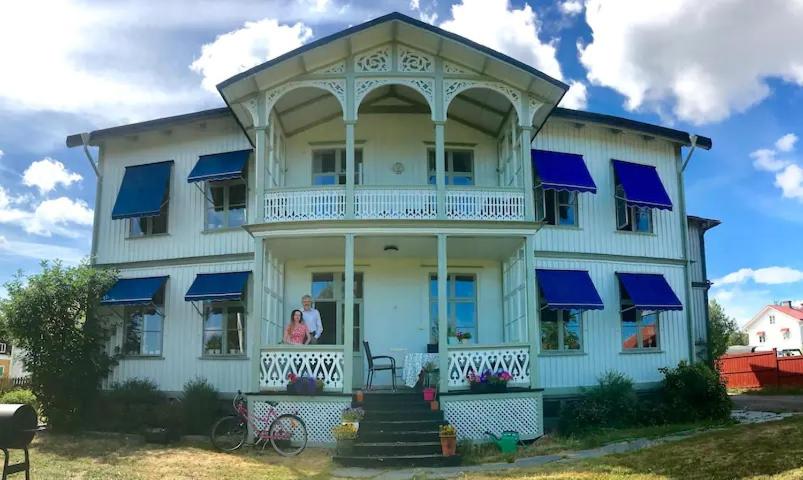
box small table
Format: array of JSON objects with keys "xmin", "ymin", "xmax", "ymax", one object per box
[{"xmin": 403, "ymin": 353, "xmax": 439, "ymax": 388}]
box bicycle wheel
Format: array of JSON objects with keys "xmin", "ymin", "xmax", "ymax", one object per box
[
  {"xmin": 269, "ymin": 414, "xmax": 308, "ymax": 456},
  {"xmin": 210, "ymin": 415, "xmax": 247, "ymax": 452}
]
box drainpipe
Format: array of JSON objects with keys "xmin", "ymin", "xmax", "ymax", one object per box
[
  {"xmin": 678, "ymin": 134, "xmax": 698, "ymax": 363},
  {"xmin": 80, "ymin": 133, "xmax": 102, "ymax": 266}
]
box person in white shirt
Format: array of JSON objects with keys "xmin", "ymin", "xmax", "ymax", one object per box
[{"xmin": 301, "ymin": 294, "xmax": 324, "ymax": 344}]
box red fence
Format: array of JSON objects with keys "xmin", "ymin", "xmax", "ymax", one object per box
[{"xmin": 718, "ymin": 350, "xmax": 803, "ymax": 388}]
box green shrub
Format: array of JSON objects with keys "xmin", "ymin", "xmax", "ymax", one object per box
[
  {"xmin": 0, "ymin": 389, "xmax": 39, "ymax": 412},
  {"xmin": 181, "ymin": 377, "xmax": 220, "ymax": 435},
  {"xmin": 659, "ymin": 361, "xmax": 731, "ymax": 422},
  {"xmin": 97, "ymin": 378, "xmax": 166, "ymax": 433},
  {"xmin": 559, "ymin": 371, "xmax": 639, "ymax": 434}
]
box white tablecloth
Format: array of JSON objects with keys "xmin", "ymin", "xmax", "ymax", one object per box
[{"xmin": 403, "ymin": 353, "xmax": 439, "ymax": 388}]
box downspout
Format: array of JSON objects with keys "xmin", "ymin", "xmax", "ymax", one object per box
[
  {"xmin": 80, "ymin": 133, "xmax": 102, "ymax": 266},
  {"xmin": 678, "ymin": 134, "xmax": 698, "ymax": 363}
]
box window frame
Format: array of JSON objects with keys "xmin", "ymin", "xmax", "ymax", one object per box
[
  {"xmin": 204, "ymin": 179, "xmax": 247, "ymax": 230},
  {"xmin": 311, "ymin": 148, "xmax": 363, "ymax": 185},
  {"xmin": 535, "ymin": 186, "xmax": 579, "ymax": 227},
  {"xmin": 122, "ymin": 287, "xmax": 165, "ymax": 357},
  {"xmin": 202, "ymin": 301, "xmax": 247, "ymax": 357},
  {"xmin": 428, "ymin": 273, "xmax": 478, "ymax": 344},
  {"xmin": 620, "ymin": 303, "xmax": 661, "ymax": 351},
  {"xmin": 758, "ymin": 332, "xmax": 766, "ymax": 343},
  {"xmin": 539, "ymin": 307, "xmax": 583, "ymax": 353},
  {"xmin": 769, "ymin": 315, "xmax": 776, "ymax": 325},
  {"xmin": 782, "ymin": 328, "xmax": 791, "ymax": 340},
  {"xmin": 427, "ymin": 148, "xmax": 475, "ymax": 186},
  {"xmin": 129, "ymin": 200, "xmax": 169, "ymax": 237},
  {"xmin": 615, "ymin": 185, "xmax": 653, "ymax": 233}
]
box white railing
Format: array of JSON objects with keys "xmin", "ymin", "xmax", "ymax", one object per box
[
  {"xmin": 259, "ymin": 347, "xmax": 344, "ymax": 392},
  {"xmin": 447, "ymin": 343, "xmax": 530, "ymax": 389},
  {"xmin": 264, "ymin": 187, "xmax": 345, "ymax": 222},
  {"xmin": 355, "ymin": 187, "xmax": 437, "ymax": 220},
  {"xmin": 446, "ymin": 188, "xmax": 526, "ymax": 221}
]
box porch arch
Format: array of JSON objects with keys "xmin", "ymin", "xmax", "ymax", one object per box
[
  {"xmin": 353, "ymin": 78, "xmax": 436, "ymax": 120},
  {"xmin": 443, "ymin": 80, "xmax": 524, "ymax": 126},
  {"xmin": 264, "ymin": 79, "xmax": 347, "ymax": 120}
]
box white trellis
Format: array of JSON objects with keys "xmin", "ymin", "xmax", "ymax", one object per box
[
  {"xmin": 447, "ymin": 345, "xmax": 530, "ymax": 388},
  {"xmin": 260, "ymin": 349, "xmax": 345, "ymax": 391},
  {"xmin": 251, "ymin": 398, "xmax": 350, "ymax": 445},
  {"xmin": 441, "ymin": 393, "xmax": 542, "ymax": 441}
]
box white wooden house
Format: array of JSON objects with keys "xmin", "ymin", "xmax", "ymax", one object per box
[
  {"xmin": 66, "ymin": 13, "xmax": 717, "ymax": 443},
  {"xmin": 744, "ymin": 302, "xmax": 803, "ymax": 353}
]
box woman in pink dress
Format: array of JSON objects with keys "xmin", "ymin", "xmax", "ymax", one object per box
[{"xmin": 284, "ymin": 309, "xmax": 311, "ymax": 345}]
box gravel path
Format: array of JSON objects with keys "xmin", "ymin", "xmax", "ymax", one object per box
[{"xmin": 730, "ymin": 394, "xmax": 803, "ymax": 413}]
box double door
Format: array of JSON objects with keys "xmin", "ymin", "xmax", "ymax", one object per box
[{"xmin": 311, "ymin": 272, "xmax": 364, "ymax": 384}]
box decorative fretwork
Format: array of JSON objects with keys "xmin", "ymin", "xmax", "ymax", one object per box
[
  {"xmin": 354, "ymin": 188, "xmax": 437, "ymax": 219},
  {"xmin": 259, "ymin": 349, "xmax": 345, "ymax": 391},
  {"xmin": 264, "ymin": 188, "xmax": 346, "ymax": 222},
  {"xmin": 354, "ymin": 46, "xmax": 392, "ymax": 72},
  {"xmin": 264, "ymin": 79, "xmax": 347, "ymax": 116},
  {"xmin": 443, "ymin": 61, "xmax": 472, "ymax": 75},
  {"xmin": 317, "ymin": 61, "xmax": 346, "ymax": 74},
  {"xmin": 251, "ymin": 399, "xmax": 350, "ymax": 444},
  {"xmin": 398, "ymin": 46, "xmax": 434, "ymax": 72},
  {"xmin": 243, "ymin": 97, "xmax": 260, "ymax": 126},
  {"xmin": 445, "ymin": 189, "xmax": 526, "ymax": 221},
  {"xmin": 447, "ymin": 345, "xmax": 530, "ymax": 388},
  {"xmin": 528, "ymin": 95, "xmax": 544, "ymax": 124},
  {"xmin": 442, "ymin": 394, "xmax": 542, "ymax": 440},
  {"xmin": 443, "ymin": 80, "xmax": 523, "ymax": 121},
  {"xmin": 353, "ymin": 78, "xmax": 435, "ymax": 117}
]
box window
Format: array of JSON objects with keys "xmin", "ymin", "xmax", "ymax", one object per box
[
  {"xmin": 429, "ymin": 274, "xmax": 477, "ymax": 343},
  {"xmin": 123, "ymin": 287, "xmax": 165, "ymax": 356},
  {"xmin": 620, "ymin": 283, "xmax": 659, "ymax": 351},
  {"xmin": 769, "ymin": 315, "xmax": 776, "ymax": 324},
  {"xmin": 0, "ymin": 342, "xmax": 7, "ymax": 354},
  {"xmin": 758, "ymin": 332, "xmax": 766, "ymax": 343},
  {"xmin": 783, "ymin": 329, "xmax": 791, "ymax": 340},
  {"xmin": 129, "ymin": 200, "xmax": 169, "ymax": 237},
  {"xmin": 535, "ymin": 188, "xmax": 578, "ymax": 226},
  {"xmin": 540, "ymin": 308, "xmax": 582, "ymax": 352},
  {"xmin": 427, "ymin": 149, "xmax": 474, "ymax": 185},
  {"xmin": 615, "ymin": 185, "xmax": 652, "ymax": 233},
  {"xmin": 206, "ymin": 180, "xmax": 247, "ymax": 229},
  {"xmin": 312, "ymin": 149, "xmax": 363, "ymax": 185},
  {"xmin": 310, "ymin": 272, "xmax": 363, "ymax": 349},
  {"xmin": 203, "ymin": 302, "xmax": 246, "ymax": 355}
]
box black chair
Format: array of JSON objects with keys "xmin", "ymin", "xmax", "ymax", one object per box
[{"xmin": 363, "ymin": 341, "xmax": 397, "ymax": 391}]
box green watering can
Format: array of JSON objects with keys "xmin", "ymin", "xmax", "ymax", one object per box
[{"xmin": 484, "ymin": 430, "xmax": 520, "ymax": 453}]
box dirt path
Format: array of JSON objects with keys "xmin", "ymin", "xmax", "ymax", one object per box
[{"xmin": 731, "ymin": 394, "xmax": 803, "ymax": 412}]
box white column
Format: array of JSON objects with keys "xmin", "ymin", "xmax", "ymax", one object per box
[
  {"xmin": 520, "ymin": 126, "xmax": 535, "ymax": 221},
  {"xmin": 343, "ymin": 234, "xmax": 355, "ymax": 392},
  {"xmin": 254, "ymin": 127, "xmax": 269, "ymax": 224},
  {"xmin": 523, "ymin": 234, "xmax": 538, "ymax": 389},
  {"xmin": 251, "ymin": 238, "xmax": 266, "ymax": 392},
  {"xmin": 345, "ymin": 121, "xmax": 356, "ymax": 219},
  {"xmin": 435, "ymin": 122, "xmax": 446, "ymax": 220},
  {"xmin": 437, "ymin": 234, "xmax": 449, "ymax": 392}
]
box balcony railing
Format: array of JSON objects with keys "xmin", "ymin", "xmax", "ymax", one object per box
[
  {"xmin": 264, "ymin": 186, "xmax": 526, "ymax": 222},
  {"xmin": 259, "ymin": 346, "xmax": 344, "ymax": 392},
  {"xmin": 446, "ymin": 343, "xmax": 531, "ymax": 389}
]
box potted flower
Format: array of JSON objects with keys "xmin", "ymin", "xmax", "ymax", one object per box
[
  {"xmin": 467, "ymin": 369, "xmax": 513, "ymax": 393},
  {"xmin": 341, "ymin": 407, "xmax": 364, "ymax": 430},
  {"xmin": 439, "ymin": 424, "xmax": 457, "ymax": 456},
  {"xmin": 332, "ymin": 423, "xmax": 358, "ymax": 455},
  {"xmin": 287, "ymin": 374, "xmax": 324, "ymax": 395},
  {"xmin": 488, "ymin": 370, "xmax": 512, "ymax": 393},
  {"xmin": 422, "ymin": 361, "xmax": 438, "ymax": 401},
  {"xmin": 456, "ymin": 331, "xmax": 472, "ymax": 344}
]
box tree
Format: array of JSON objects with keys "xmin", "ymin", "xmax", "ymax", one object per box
[
  {"xmin": 0, "ymin": 261, "xmax": 118, "ymax": 430},
  {"xmin": 708, "ymin": 299, "xmax": 745, "ymax": 361}
]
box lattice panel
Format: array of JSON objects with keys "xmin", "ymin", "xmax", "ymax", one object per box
[
  {"xmin": 447, "ymin": 347, "xmax": 530, "ymax": 388},
  {"xmin": 251, "ymin": 399, "xmax": 350, "ymax": 444},
  {"xmin": 443, "ymin": 394, "xmax": 542, "ymax": 441},
  {"xmin": 397, "ymin": 46, "xmax": 434, "ymax": 72},
  {"xmin": 260, "ymin": 350, "xmax": 344, "ymax": 391}
]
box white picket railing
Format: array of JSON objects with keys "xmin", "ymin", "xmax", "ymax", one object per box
[
  {"xmin": 447, "ymin": 343, "xmax": 530, "ymax": 389},
  {"xmin": 446, "ymin": 188, "xmax": 526, "ymax": 221},
  {"xmin": 355, "ymin": 187, "xmax": 437, "ymax": 220},
  {"xmin": 264, "ymin": 187, "xmax": 345, "ymax": 222},
  {"xmin": 259, "ymin": 347, "xmax": 344, "ymax": 392}
]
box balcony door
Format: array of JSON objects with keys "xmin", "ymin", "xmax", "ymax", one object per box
[{"xmin": 311, "ymin": 272, "xmax": 364, "ymax": 384}]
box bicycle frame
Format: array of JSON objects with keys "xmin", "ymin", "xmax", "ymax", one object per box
[{"xmin": 231, "ymin": 393, "xmax": 298, "ymax": 446}]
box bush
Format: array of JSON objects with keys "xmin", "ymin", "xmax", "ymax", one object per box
[
  {"xmin": 659, "ymin": 361, "xmax": 731, "ymax": 422},
  {"xmin": 559, "ymin": 371, "xmax": 639, "ymax": 434},
  {"xmin": 0, "ymin": 389, "xmax": 39, "ymax": 412},
  {"xmin": 97, "ymin": 378, "xmax": 166, "ymax": 433},
  {"xmin": 181, "ymin": 377, "xmax": 219, "ymax": 435}
]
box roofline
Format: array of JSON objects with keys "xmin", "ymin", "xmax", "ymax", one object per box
[
  {"xmin": 551, "ymin": 108, "xmax": 712, "ymax": 150},
  {"xmin": 216, "ymin": 11, "xmax": 569, "ymax": 92},
  {"xmin": 687, "ymin": 215, "xmax": 721, "ymax": 232},
  {"xmin": 744, "ymin": 305, "xmax": 803, "ymax": 330}
]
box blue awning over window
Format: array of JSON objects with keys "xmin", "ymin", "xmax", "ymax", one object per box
[
  {"xmin": 187, "ymin": 149, "xmax": 251, "ymax": 183},
  {"xmin": 185, "ymin": 271, "xmax": 251, "ymax": 302},
  {"xmin": 536, "ymin": 269, "xmax": 604, "ymax": 310},
  {"xmin": 532, "ymin": 150, "xmax": 597, "ymax": 193},
  {"xmin": 612, "ymin": 160, "xmax": 672, "ymax": 210},
  {"xmin": 616, "ymin": 273, "xmax": 682, "ymax": 311},
  {"xmin": 100, "ymin": 276, "xmax": 168, "ymax": 306},
  {"xmin": 111, "ymin": 161, "xmax": 173, "ymax": 219}
]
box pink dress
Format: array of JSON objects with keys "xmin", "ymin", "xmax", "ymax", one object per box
[{"xmin": 286, "ymin": 323, "xmax": 309, "ymax": 344}]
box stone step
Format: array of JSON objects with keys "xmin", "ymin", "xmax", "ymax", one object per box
[
  {"xmin": 359, "ymin": 419, "xmax": 447, "ymax": 433},
  {"xmin": 352, "ymin": 441, "xmax": 442, "ymax": 456},
  {"xmin": 363, "ymin": 409, "xmax": 444, "ymax": 421},
  {"xmin": 333, "ymin": 454, "xmax": 461, "ymax": 468},
  {"xmin": 358, "ymin": 429, "xmax": 441, "ymax": 443}
]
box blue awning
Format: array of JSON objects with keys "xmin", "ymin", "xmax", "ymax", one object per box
[
  {"xmin": 612, "ymin": 160, "xmax": 672, "ymax": 210},
  {"xmin": 111, "ymin": 161, "xmax": 173, "ymax": 219},
  {"xmin": 101, "ymin": 276, "xmax": 168, "ymax": 306},
  {"xmin": 187, "ymin": 149, "xmax": 252, "ymax": 183},
  {"xmin": 532, "ymin": 150, "xmax": 597, "ymax": 193},
  {"xmin": 185, "ymin": 271, "xmax": 251, "ymax": 302},
  {"xmin": 616, "ymin": 273, "xmax": 682, "ymax": 311},
  {"xmin": 536, "ymin": 269, "xmax": 604, "ymax": 310}
]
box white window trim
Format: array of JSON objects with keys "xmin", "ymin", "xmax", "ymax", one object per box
[
  {"xmin": 205, "ymin": 179, "xmax": 247, "ymax": 230},
  {"xmin": 123, "ymin": 303, "xmax": 165, "ymax": 357},
  {"xmin": 427, "ymin": 148, "xmax": 475, "ymax": 186},
  {"xmin": 535, "ymin": 186, "xmax": 579, "ymax": 227},
  {"xmin": 311, "ymin": 148, "xmax": 363, "ymax": 185},
  {"xmin": 428, "ymin": 272, "xmax": 478, "ymax": 344},
  {"xmin": 539, "ymin": 307, "xmax": 583, "ymax": 353},
  {"xmin": 614, "ymin": 185, "xmax": 653, "ymax": 233},
  {"xmin": 128, "ymin": 201, "xmax": 170, "ymax": 237},
  {"xmin": 620, "ymin": 303, "xmax": 661, "ymax": 351},
  {"xmin": 202, "ymin": 301, "xmax": 247, "ymax": 356}
]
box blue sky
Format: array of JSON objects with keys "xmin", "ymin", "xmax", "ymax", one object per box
[{"xmin": 1, "ymin": 0, "xmax": 803, "ymax": 325}]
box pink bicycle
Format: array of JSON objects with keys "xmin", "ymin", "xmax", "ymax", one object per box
[{"xmin": 210, "ymin": 390, "xmax": 308, "ymax": 456}]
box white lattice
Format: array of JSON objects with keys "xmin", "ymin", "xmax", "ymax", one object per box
[
  {"xmin": 353, "ymin": 78, "xmax": 435, "ymax": 118},
  {"xmin": 264, "ymin": 79, "xmax": 347, "ymax": 117},
  {"xmin": 447, "ymin": 346, "xmax": 530, "ymax": 388},
  {"xmin": 354, "ymin": 187, "xmax": 437, "ymax": 219},
  {"xmin": 397, "ymin": 46, "xmax": 434, "ymax": 72},
  {"xmin": 442, "ymin": 393, "xmax": 542, "ymax": 441},
  {"xmin": 251, "ymin": 398, "xmax": 350, "ymax": 445},
  {"xmin": 443, "ymin": 80, "xmax": 523, "ymax": 121},
  {"xmin": 445, "ymin": 189, "xmax": 525, "ymax": 221},
  {"xmin": 264, "ymin": 188, "xmax": 346, "ymax": 222},
  {"xmin": 354, "ymin": 46, "xmax": 392, "ymax": 72},
  {"xmin": 259, "ymin": 349, "xmax": 345, "ymax": 391}
]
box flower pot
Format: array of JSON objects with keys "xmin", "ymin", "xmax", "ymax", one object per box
[
  {"xmin": 489, "ymin": 383, "xmax": 508, "ymax": 393},
  {"xmin": 440, "ymin": 435, "xmax": 457, "ymax": 456},
  {"xmin": 286, "ymin": 383, "xmax": 298, "ymax": 394},
  {"xmin": 469, "ymin": 382, "xmax": 488, "ymax": 393},
  {"xmin": 423, "ymin": 387, "xmax": 436, "ymax": 401},
  {"xmin": 336, "ymin": 438, "xmax": 355, "ymax": 456},
  {"xmin": 430, "ymin": 400, "xmax": 439, "ymax": 411},
  {"xmin": 341, "ymin": 421, "xmax": 359, "ymax": 431},
  {"xmin": 355, "ymin": 390, "xmax": 364, "ymax": 403}
]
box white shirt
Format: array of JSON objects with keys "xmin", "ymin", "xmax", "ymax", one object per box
[{"xmin": 302, "ymin": 308, "xmax": 323, "ymax": 339}]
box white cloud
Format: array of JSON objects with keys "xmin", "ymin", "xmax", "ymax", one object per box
[
  {"xmin": 0, "ymin": 188, "xmax": 92, "ymax": 238},
  {"xmin": 190, "ymin": 18, "xmax": 314, "ymax": 93},
  {"xmin": 714, "ymin": 266, "xmax": 803, "ymax": 286},
  {"xmin": 711, "ymin": 284, "xmax": 774, "ymax": 327},
  {"xmin": 22, "ymin": 158, "xmax": 83, "ymax": 194},
  {"xmin": 751, "ymin": 148, "xmax": 790, "ymax": 173},
  {"xmin": 0, "ymin": 150, "xmax": 4, "ymax": 159},
  {"xmin": 560, "ymin": 81, "xmax": 588, "ymax": 109},
  {"xmin": 560, "ymin": 0, "xmax": 583, "ymax": 15},
  {"xmin": 750, "ymin": 133, "xmax": 803, "ymax": 201},
  {"xmin": 776, "ymin": 133, "xmax": 799, "ymax": 153},
  {"xmin": 775, "ymin": 164, "xmax": 803, "ymax": 201},
  {"xmin": 0, "ymin": 235, "xmax": 86, "ymax": 265},
  {"xmin": 579, "ymin": 0, "xmax": 803, "ymax": 125}
]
